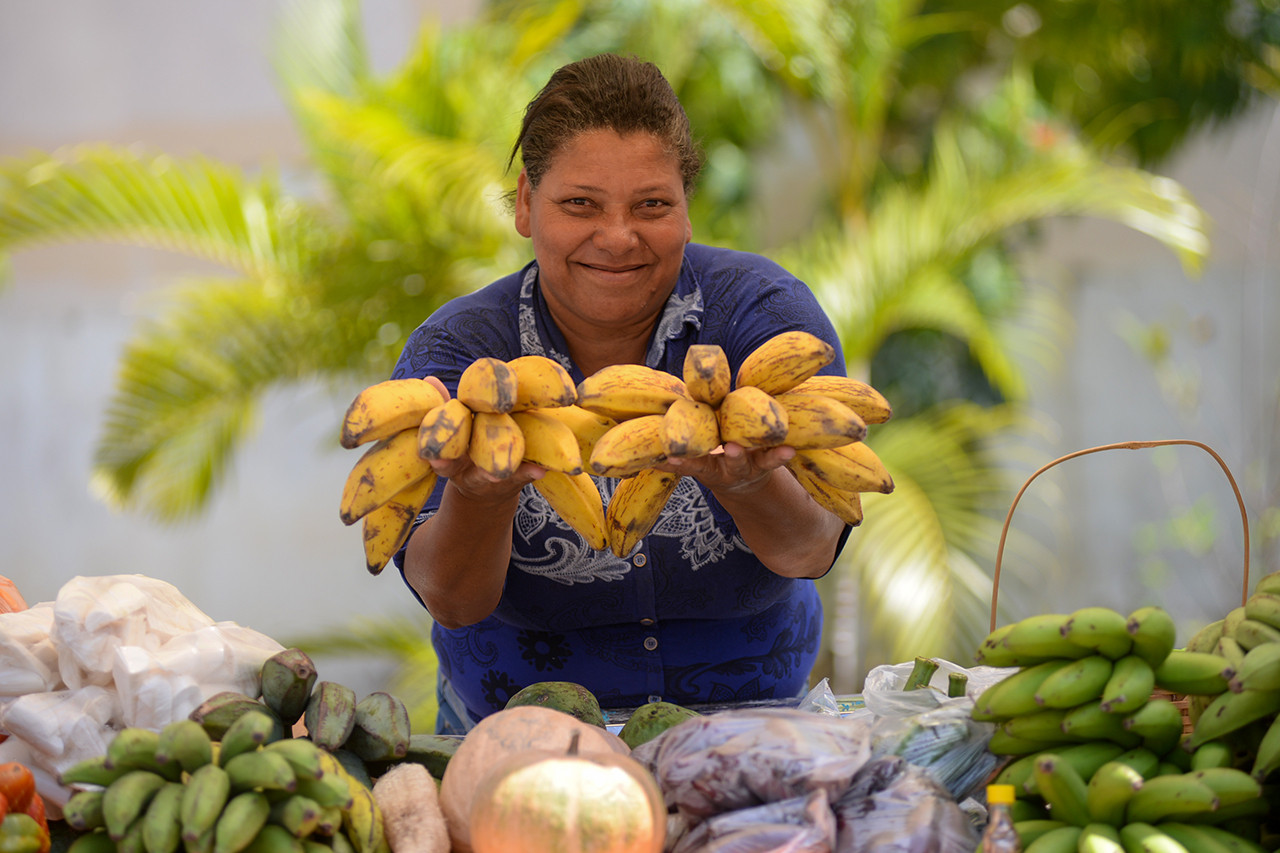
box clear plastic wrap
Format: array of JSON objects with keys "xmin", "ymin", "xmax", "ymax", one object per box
[{"xmin": 832, "ymin": 756, "xmax": 978, "ymax": 853}]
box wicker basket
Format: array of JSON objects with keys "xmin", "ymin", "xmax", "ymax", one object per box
[{"xmin": 989, "ymin": 439, "xmax": 1252, "ymax": 734}]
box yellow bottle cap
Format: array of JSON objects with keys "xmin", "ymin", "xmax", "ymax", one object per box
[{"xmin": 987, "ymin": 783, "xmax": 1016, "ymax": 805}]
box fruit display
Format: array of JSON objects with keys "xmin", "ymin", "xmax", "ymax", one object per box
[
  {"xmin": 972, "ymin": 571, "xmax": 1280, "ymax": 852},
  {"xmin": 55, "ymin": 646, "xmax": 408, "ymax": 853},
  {"xmin": 0, "ymin": 762, "xmax": 52, "ymax": 853},
  {"xmin": 336, "ymin": 333, "xmax": 894, "ymax": 570}
]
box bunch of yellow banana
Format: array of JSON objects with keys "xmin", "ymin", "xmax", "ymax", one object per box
[
  {"xmin": 577, "ymin": 332, "xmax": 894, "ymax": 554},
  {"xmin": 337, "ymin": 355, "xmax": 608, "ymax": 571}
]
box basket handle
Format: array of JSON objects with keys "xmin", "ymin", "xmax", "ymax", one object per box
[{"xmin": 990, "ymin": 439, "xmax": 1250, "ymax": 632}]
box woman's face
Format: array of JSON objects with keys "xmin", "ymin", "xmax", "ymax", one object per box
[{"xmin": 515, "ymin": 129, "xmax": 692, "ymax": 339}]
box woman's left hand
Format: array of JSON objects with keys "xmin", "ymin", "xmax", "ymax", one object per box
[{"xmin": 659, "ymin": 443, "xmax": 796, "ymax": 495}]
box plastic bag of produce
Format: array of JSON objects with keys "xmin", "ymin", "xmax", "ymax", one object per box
[
  {"xmin": 866, "ymin": 700, "xmax": 998, "ymax": 801},
  {"xmin": 670, "ymin": 789, "xmax": 836, "ymax": 853},
  {"xmin": 0, "ymin": 605, "xmax": 59, "ymax": 697},
  {"xmin": 633, "ymin": 707, "xmax": 872, "ymax": 821},
  {"xmin": 833, "ymin": 756, "xmax": 977, "ymax": 853}
]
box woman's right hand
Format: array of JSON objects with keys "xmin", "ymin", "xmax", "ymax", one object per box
[{"xmin": 428, "ymin": 454, "xmax": 545, "ymax": 505}]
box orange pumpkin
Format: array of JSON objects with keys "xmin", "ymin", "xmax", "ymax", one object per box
[
  {"xmin": 468, "ymin": 733, "xmax": 665, "ymax": 853},
  {"xmin": 439, "ymin": 705, "xmax": 631, "ymax": 852}
]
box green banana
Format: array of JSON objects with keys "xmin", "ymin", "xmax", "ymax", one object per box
[
  {"xmin": 292, "ymin": 771, "xmax": 354, "ymax": 811},
  {"xmin": 1023, "ymin": 741, "xmax": 1126, "ymax": 797},
  {"xmin": 1253, "ymin": 569, "xmax": 1280, "ymax": 597},
  {"xmin": 1231, "ymin": 618, "xmax": 1280, "ymax": 650},
  {"xmin": 303, "ymin": 681, "xmax": 358, "ymax": 752},
  {"xmin": 1124, "ymin": 773, "xmax": 1219, "ymax": 825},
  {"xmin": 1001, "ymin": 613, "xmax": 1093, "ymax": 661},
  {"xmin": 1111, "ymin": 746, "xmax": 1162, "ymax": 780},
  {"xmin": 259, "ymin": 648, "xmax": 318, "ymax": 728},
  {"xmin": 155, "ymin": 719, "xmax": 213, "ymax": 774},
  {"xmin": 1000, "ymin": 708, "xmax": 1071, "ymax": 744},
  {"xmin": 140, "ymin": 781, "xmax": 184, "ymax": 853},
  {"xmin": 1100, "ymin": 654, "xmax": 1156, "ymax": 714},
  {"xmin": 64, "ymin": 789, "xmax": 107, "ymax": 831},
  {"xmin": 974, "ymin": 659, "xmax": 1074, "ymax": 721},
  {"xmin": 1036, "ymin": 655, "xmax": 1114, "ymax": 710},
  {"xmin": 1215, "ymin": 636, "xmax": 1247, "ymax": 674},
  {"xmin": 1063, "ymin": 607, "xmax": 1134, "ymax": 660},
  {"xmin": 1023, "ymin": 825, "xmax": 1081, "ymax": 852},
  {"xmin": 61, "ymin": 754, "xmax": 131, "ymax": 788},
  {"xmin": 1228, "ymin": 641, "xmax": 1280, "ymax": 692},
  {"xmin": 1155, "ymin": 823, "xmax": 1239, "ymax": 853},
  {"xmin": 1061, "ymin": 700, "xmax": 1141, "ymax": 747},
  {"xmin": 1153, "ymin": 650, "xmax": 1234, "ymax": 695},
  {"xmin": 1032, "ymin": 753, "xmax": 1092, "ymax": 827},
  {"xmin": 987, "ymin": 728, "xmax": 1073, "ymax": 756},
  {"xmin": 1186, "ymin": 619, "xmax": 1226, "ymax": 654},
  {"xmin": 117, "ymin": 815, "xmax": 146, "ymax": 853},
  {"xmin": 1223, "ymin": 606, "xmax": 1247, "ymax": 640},
  {"xmin": 67, "ymin": 831, "xmax": 118, "ymax": 853},
  {"xmin": 1121, "ymin": 697, "xmax": 1185, "ymax": 756},
  {"xmin": 1189, "ymin": 739, "xmax": 1235, "ymax": 771},
  {"xmin": 1247, "ymin": 709, "xmax": 1280, "ymax": 780},
  {"xmin": 190, "ymin": 692, "xmax": 271, "ymax": 741},
  {"xmin": 239, "ymin": 824, "xmax": 304, "ymax": 853},
  {"xmin": 1014, "ymin": 819, "xmax": 1068, "ymax": 847},
  {"xmin": 1118, "ymin": 821, "xmax": 1192, "ymax": 852},
  {"xmin": 103, "ymin": 770, "xmax": 169, "ymax": 841},
  {"xmin": 1243, "ymin": 591, "xmax": 1280, "ymax": 630},
  {"xmin": 343, "ymin": 691, "xmax": 411, "ymax": 762},
  {"xmin": 974, "ymin": 622, "xmax": 1016, "ymax": 665},
  {"xmin": 212, "ymin": 791, "xmax": 270, "ymax": 853},
  {"xmin": 180, "ymin": 763, "xmax": 232, "ymax": 843},
  {"xmin": 105, "ymin": 728, "xmax": 169, "ymax": 775},
  {"xmin": 223, "ymin": 750, "xmax": 298, "ymax": 793},
  {"xmin": 261, "ymin": 738, "xmax": 325, "ymax": 781},
  {"xmin": 1189, "ymin": 766, "xmax": 1262, "ymax": 809},
  {"xmin": 1188, "ymin": 687, "xmax": 1280, "ymax": 748},
  {"xmin": 1085, "ymin": 759, "xmax": 1146, "ymax": 826},
  {"xmin": 266, "ymin": 795, "xmax": 321, "ymax": 838},
  {"xmin": 218, "ymin": 710, "xmax": 284, "ymax": 767},
  {"xmin": 1126, "ymin": 606, "xmax": 1178, "ymax": 669},
  {"xmin": 1078, "ymin": 822, "xmax": 1125, "ymax": 852}
]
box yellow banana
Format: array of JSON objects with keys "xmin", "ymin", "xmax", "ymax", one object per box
[
  {"xmin": 605, "ymin": 468, "xmax": 682, "ymax": 557},
  {"xmin": 339, "ymin": 427, "xmax": 436, "ymax": 525},
  {"xmin": 339, "ymin": 378, "xmax": 446, "ymax": 449},
  {"xmin": 506, "ymin": 355, "xmax": 577, "ymax": 411},
  {"xmin": 532, "ymin": 470, "xmax": 607, "ymax": 551},
  {"xmin": 416, "ymin": 398, "xmax": 473, "ymax": 461},
  {"xmin": 661, "ymin": 397, "xmax": 721, "ymax": 458},
  {"xmin": 790, "ymin": 465, "xmax": 863, "ymax": 526},
  {"xmin": 575, "ymin": 364, "xmax": 691, "ymax": 420},
  {"xmin": 682, "ymin": 344, "xmax": 731, "ymax": 406},
  {"xmin": 788, "ymin": 375, "xmax": 893, "ymax": 424},
  {"xmin": 735, "ymin": 330, "xmax": 835, "ymax": 395},
  {"xmin": 788, "ymin": 441, "xmax": 894, "ymax": 494},
  {"xmin": 774, "ymin": 390, "xmax": 867, "ymax": 449},
  {"xmin": 510, "ymin": 409, "xmax": 584, "ymax": 474},
  {"xmin": 717, "ymin": 385, "xmax": 789, "ymax": 447},
  {"xmin": 467, "ymin": 411, "xmax": 525, "ymax": 479},
  {"xmin": 528, "ymin": 405, "xmax": 618, "ymax": 469},
  {"xmin": 456, "ymin": 356, "xmax": 518, "ymax": 413},
  {"xmin": 360, "ymin": 471, "xmax": 439, "ymax": 575},
  {"xmin": 588, "ymin": 414, "xmax": 668, "ymax": 477}
]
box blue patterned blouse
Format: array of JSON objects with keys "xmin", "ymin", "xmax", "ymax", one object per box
[{"xmin": 391, "ymin": 243, "xmax": 852, "ymax": 730}]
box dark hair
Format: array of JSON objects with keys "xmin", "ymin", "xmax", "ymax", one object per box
[{"xmin": 507, "ymin": 53, "xmax": 704, "ymax": 194}]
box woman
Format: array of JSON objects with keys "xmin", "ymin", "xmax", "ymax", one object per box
[{"xmin": 392, "ymin": 53, "xmax": 851, "ymax": 733}]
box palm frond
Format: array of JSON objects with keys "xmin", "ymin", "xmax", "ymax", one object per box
[
  {"xmin": 272, "ymin": 0, "xmax": 370, "ymax": 101},
  {"xmin": 0, "ymin": 147, "xmax": 310, "ymax": 284}
]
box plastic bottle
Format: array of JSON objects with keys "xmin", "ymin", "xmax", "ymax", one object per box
[{"xmin": 981, "ymin": 783, "xmax": 1021, "ymax": 852}]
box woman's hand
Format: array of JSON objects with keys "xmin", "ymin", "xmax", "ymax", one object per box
[{"xmin": 660, "ymin": 442, "xmax": 795, "ymax": 494}]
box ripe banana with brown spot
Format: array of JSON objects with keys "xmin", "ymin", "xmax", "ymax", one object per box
[
  {"xmin": 468, "ymin": 411, "xmax": 525, "ymax": 478},
  {"xmin": 682, "ymin": 344, "xmax": 731, "ymax": 406},
  {"xmin": 789, "ymin": 375, "xmax": 893, "ymax": 424},
  {"xmin": 533, "ymin": 470, "xmax": 607, "ymax": 550},
  {"xmin": 575, "ymin": 364, "xmax": 691, "ymax": 420},
  {"xmin": 735, "ymin": 330, "xmax": 835, "ymax": 395},
  {"xmin": 510, "ymin": 409, "xmax": 585, "ymax": 474},
  {"xmin": 717, "ymin": 385, "xmax": 789, "ymax": 447},
  {"xmin": 456, "ymin": 356, "xmax": 517, "ymax": 413},
  {"xmin": 606, "ymin": 468, "xmax": 682, "ymax": 557},
  {"xmin": 340, "ymin": 427, "xmax": 436, "ymax": 525},
  {"xmin": 789, "ymin": 441, "xmax": 894, "ymax": 494},
  {"xmin": 775, "ymin": 390, "xmax": 867, "ymax": 449},
  {"xmin": 416, "ymin": 398, "xmax": 474, "ymax": 461},
  {"xmin": 506, "ymin": 355, "xmax": 577, "ymax": 411},
  {"xmin": 528, "ymin": 405, "xmax": 618, "ymax": 469},
  {"xmin": 662, "ymin": 397, "xmax": 721, "ymax": 458},
  {"xmin": 339, "ymin": 378, "xmax": 446, "ymax": 449},
  {"xmin": 588, "ymin": 414, "xmax": 668, "ymax": 477},
  {"xmin": 789, "ymin": 465, "xmax": 863, "ymax": 526},
  {"xmin": 360, "ymin": 471, "xmax": 438, "ymax": 575}
]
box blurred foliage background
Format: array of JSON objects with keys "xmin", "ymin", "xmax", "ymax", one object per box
[{"xmin": 2, "ymin": 0, "xmax": 1278, "ymax": 729}]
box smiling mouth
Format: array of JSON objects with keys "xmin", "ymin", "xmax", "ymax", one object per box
[{"xmin": 581, "ymin": 262, "xmax": 645, "ymax": 274}]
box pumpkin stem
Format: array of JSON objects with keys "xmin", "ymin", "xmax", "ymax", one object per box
[{"xmin": 567, "ymin": 731, "xmax": 581, "ymax": 756}]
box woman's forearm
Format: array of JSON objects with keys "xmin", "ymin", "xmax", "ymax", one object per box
[
  {"xmin": 710, "ymin": 467, "xmax": 847, "ymax": 579},
  {"xmin": 402, "ymin": 482, "xmax": 519, "ymax": 628}
]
